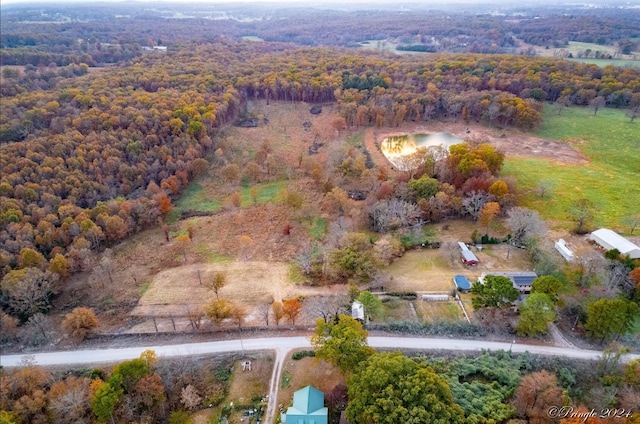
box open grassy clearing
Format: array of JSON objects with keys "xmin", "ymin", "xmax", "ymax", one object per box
[
  {"xmin": 518, "ymin": 40, "xmax": 640, "ymax": 68},
  {"xmin": 170, "ymin": 100, "xmax": 336, "ymax": 223},
  {"xmin": 385, "ymin": 250, "xmax": 457, "ymax": 292},
  {"xmin": 503, "ymin": 106, "xmax": 640, "ymax": 231},
  {"xmin": 226, "ymin": 354, "xmax": 273, "ymax": 412},
  {"xmin": 381, "ymin": 298, "xmax": 416, "ymax": 321},
  {"xmin": 172, "ymin": 179, "xmax": 285, "ymax": 219},
  {"xmin": 415, "ymin": 300, "xmax": 463, "ymax": 322},
  {"xmin": 358, "ymin": 39, "xmax": 432, "ymax": 55},
  {"xmin": 569, "ymin": 58, "xmax": 640, "ymax": 68}
]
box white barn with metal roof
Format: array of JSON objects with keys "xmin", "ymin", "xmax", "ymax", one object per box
[{"xmin": 590, "ymin": 228, "xmax": 640, "ymax": 259}]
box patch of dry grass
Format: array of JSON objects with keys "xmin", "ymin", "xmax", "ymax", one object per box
[
  {"xmin": 416, "ymin": 300, "xmax": 462, "ymax": 322},
  {"xmin": 385, "ymin": 250, "xmax": 457, "ymax": 292},
  {"xmin": 381, "ymin": 298, "xmax": 415, "ymax": 321},
  {"xmin": 131, "ymin": 261, "xmax": 292, "ymax": 318},
  {"xmin": 276, "ymin": 355, "xmax": 346, "ymax": 419},
  {"xmin": 226, "ymin": 353, "xmax": 273, "ymax": 405}
]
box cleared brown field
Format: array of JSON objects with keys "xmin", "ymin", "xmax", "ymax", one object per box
[{"xmin": 131, "ymin": 261, "xmax": 292, "ymax": 318}]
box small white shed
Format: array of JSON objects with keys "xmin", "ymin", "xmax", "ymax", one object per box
[
  {"xmin": 422, "ymin": 294, "xmax": 449, "ymax": 301},
  {"xmin": 554, "ymin": 239, "xmax": 575, "ymax": 262},
  {"xmin": 351, "ymin": 301, "xmax": 364, "ymax": 321}
]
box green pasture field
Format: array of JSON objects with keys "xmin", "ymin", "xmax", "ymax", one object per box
[
  {"xmin": 241, "ymin": 35, "xmax": 264, "ymax": 42},
  {"xmin": 239, "ymin": 180, "xmax": 284, "ymax": 207},
  {"xmin": 560, "ymin": 42, "xmax": 639, "ymax": 68},
  {"xmin": 306, "ymin": 216, "xmax": 327, "ymax": 240},
  {"xmin": 569, "ymin": 58, "xmax": 640, "ymax": 68},
  {"xmin": 503, "ymin": 107, "xmax": 640, "ymax": 232},
  {"xmin": 358, "ymin": 40, "xmax": 433, "ymax": 56},
  {"xmin": 566, "ymin": 41, "xmax": 619, "ymax": 55},
  {"xmin": 173, "ymin": 180, "xmax": 284, "ymax": 214},
  {"xmin": 417, "ymin": 300, "xmax": 462, "ymax": 322},
  {"xmin": 174, "ymin": 181, "xmax": 221, "ymax": 214}
]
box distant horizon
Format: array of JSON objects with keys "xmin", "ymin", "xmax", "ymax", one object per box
[{"xmin": 3, "ymin": 0, "xmax": 638, "ymax": 6}]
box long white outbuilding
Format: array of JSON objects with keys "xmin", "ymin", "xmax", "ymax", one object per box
[{"xmin": 590, "ymin": 228, "xmax": 640, "ymax": 259}]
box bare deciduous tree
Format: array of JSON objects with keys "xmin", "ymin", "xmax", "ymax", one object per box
[
  {"xmin": 180, "ymin": 384, "xmax": 201, "ymax": 410},
  {"xmin": 567, "ymin": 198, "xmax": 595, "ymax": 234},
  {"xmin": 48, "ymin": 376, "xmax": 92, "ymax": 424},
  {"xmin": 21, "ymin": 313, "xmax": 55, "ymax": 346},
  {"xmin": 100, "ymin": 249, "xmax": 114, "ymax": 284},
  {"xmin": 312, "ymin": 295, "xmax": 348, "ymax": 323},
  {"xmin": 295, "ymin": 242, "xmax": 317, "ymax": 276},
  {"xmin": 506, "ymin": 207, "xmax": 547, "ymax": 247},
  {"xmin": 258, "ymin": 302, "xmax": 271, "ymax": 326},
  {"xmin": 440, "ymin": 241, "xmax": 460, "ymax": 267},
  {"xmin": 186, "ymin": 306, "xmax": 204, "ymax": 330},
  {"xmin": 462, "ymin": 190, "xmax": 490, "ymax": 220},
  {"xmin": 536, "ymin": 179, "xmax": 555, "ymax": 199},
  {"xmin": 622, "ymin": 214, "xmax": 640, "ymax": 235},
  {"xmin": 369, "ymin": 199, "xmax": 421, "ymax": 232},
  {"xmin": 605, "ymin": 260, "xmax": 635, "ymax": 296}
]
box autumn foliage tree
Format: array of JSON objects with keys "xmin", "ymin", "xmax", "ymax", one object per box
[
  {"xmin": 267, "ymin": 301, "xmax": 284, "ymax": 326},
  {"xmin": 61, "ymin": 307, "xmax": 99, "ymax": 341},
  {"xmin": 514, "ymin": 370, "xmax": 565, "ymax": 423},
  {"xmin": 204, "ymin": 298, "xmax": 232, "ymax": 326},
  {"xmin": 311, "ymin": 314, "xmax": 374, "ymax": 374},
  {"xmin": 208, "ymin": 272, "xmax": 226, "ymax": 300},
  {"xmin": 479, "ymin": 201, "xmax": 500, "ymax": 232},
  {"xmin": 282, "ymin": 298, "xmax": 302, "ymax": 324}
]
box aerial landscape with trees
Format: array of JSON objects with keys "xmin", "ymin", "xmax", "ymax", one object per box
[{"xmin": 1, "ymin": 0, "xmax": 639, "ymax": 422}]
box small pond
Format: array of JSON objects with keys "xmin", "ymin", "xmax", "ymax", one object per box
[{"xmin": 380, "ymin": 132, "xmax": 463, "ymax": 170}]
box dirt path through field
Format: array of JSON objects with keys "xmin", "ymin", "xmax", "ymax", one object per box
[{"xmin": 265, "ymin": 347, "xmax": 288, "ymax": 424}]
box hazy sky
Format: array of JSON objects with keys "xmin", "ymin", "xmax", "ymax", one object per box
[{"xmin": 0, "ymin": 0, "xmax": 585, "ymax": 6}]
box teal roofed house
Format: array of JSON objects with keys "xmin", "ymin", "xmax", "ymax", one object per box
[{"xmin": 282, "ymin": 386, "xmax": 328, "ymax": 424}]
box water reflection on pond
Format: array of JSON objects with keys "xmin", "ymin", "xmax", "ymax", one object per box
[{"xmin": 380, "ymin": 132, "xmax": 463, "ymax": 170}]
